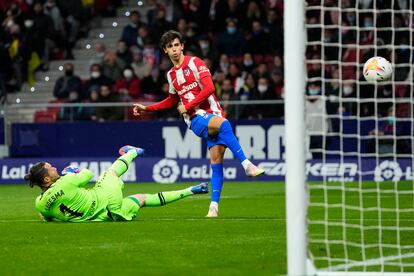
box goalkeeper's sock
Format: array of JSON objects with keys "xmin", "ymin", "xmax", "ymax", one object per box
[
  {"xmin": 211, "ymin": 164, "xmax": 224, "ymax": 203},
  {"xmin": 218, "ymin": 120, "xmax": 247, "ymax": 163},
  {"xmin": 144, "ymin": 188, "xmax": 193, "ymax": 207},
  {"xmin": 111, "ymin": 150, "xmax": 137, "ymax": 177}
]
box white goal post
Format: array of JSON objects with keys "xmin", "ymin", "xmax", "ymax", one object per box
[
  {"xmin": 284, "ymin": 0, "xmax": 307, "ymax": 275},
  {"xmin": 284, "ymin": 0, "xmax": 414, "ymax": 275}
]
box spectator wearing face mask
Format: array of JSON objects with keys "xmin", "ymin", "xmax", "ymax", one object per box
[
  {"xmin": 251, "ymin": 77, "xmax": 277, "ymax": 118},
  {"xmin": 53, "ymin": 63, "xmax": 82, "ymax": 100},
  {"xmin": 113, "ymin": 68, "xmax": 141, "ymax": 100},
  {"xmin": 217, "ymin": 17, "xmax": 246, "ymax": 56},
  {"xmin": 305, "ymin": 81, "xmax": 330, "ymax": 159},
  {"xmin": 82, "ymin": 63, "xmax": 112, "ymax": 99},
  {"xmin": 241, "ymin": 53, "xmax": 255, "ymax": 73}
]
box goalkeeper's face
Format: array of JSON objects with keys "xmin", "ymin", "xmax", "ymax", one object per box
[{"xmin": 44, "ymin": 163, "xmax": 60, "ymax": 183}]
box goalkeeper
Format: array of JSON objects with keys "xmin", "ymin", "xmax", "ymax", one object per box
[{"xmin": 25, "ymin": 145, "xmax": 208, "ymax": 222}]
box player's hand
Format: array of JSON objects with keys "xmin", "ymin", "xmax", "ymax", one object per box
[
  {"xmin": 133, "ymin": 103, "xmax": 146, "ymax": 116},
  {"xmin": 61, "ymin": 165, "xmax": 80, "ymax": 175},
  {"xmin": 177, "ymin": 105, "xmax": 187, "ymax": 115}
]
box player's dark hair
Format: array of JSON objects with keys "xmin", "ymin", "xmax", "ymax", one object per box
[
  {"xmin": 24, "ymin": 162, "xmax": 47, "ymax": 188},
  {"xmin": 159, "ymin": 30, "xmax": 184, "ymax": 50}
]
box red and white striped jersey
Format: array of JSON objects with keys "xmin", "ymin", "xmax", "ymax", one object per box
[{"xmin": 167, "ymin": 56, "xmax": 223, "ymax": 117}]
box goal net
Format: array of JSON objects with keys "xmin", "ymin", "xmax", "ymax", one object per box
[{"xmin": 304, "ymin": 0, "xmax": 414, "ymax": 273}]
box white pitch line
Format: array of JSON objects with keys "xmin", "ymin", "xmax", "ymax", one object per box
[
  {"xmin": 0, "ymin": 218, "xmax": 281, "ymax": 223},
  {"xmin": 1, "ymin": 218, "xmax": 413, "ymax": 223}
]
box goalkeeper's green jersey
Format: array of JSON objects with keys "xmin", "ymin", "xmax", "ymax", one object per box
[{"xmin": 35, "ymin": 169, "xmax": 108, "ymax": 222}]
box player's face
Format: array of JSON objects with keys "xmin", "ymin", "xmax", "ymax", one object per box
[
  {"xmin": 44, "ymin": 163, "xmax": 59, "ymax": 182},
  {"xmin": 163, "ymin": 38, "xmax": 184, "ymax": 62}
]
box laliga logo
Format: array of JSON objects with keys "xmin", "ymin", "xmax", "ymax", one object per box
[
  {"xmin": 153, "ymin": 158, "xmax": 180, "ymax": 183},
  {"xmin": 374, "ymin": 160, "xmax": 402, "ymax": 182}
]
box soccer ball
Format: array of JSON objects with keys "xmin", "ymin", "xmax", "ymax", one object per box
[{"xmin": 363, "ymin": 56, "xmax": 393, "ymax": 83}]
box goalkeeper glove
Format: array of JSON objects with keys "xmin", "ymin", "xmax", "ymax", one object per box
[{"xmin": 61, "ymin": 165, "xmax": 80, "ymax": 175}]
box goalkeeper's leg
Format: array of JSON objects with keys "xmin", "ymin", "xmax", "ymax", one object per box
[
  {"xmin": 110, "ymin": 145, "xmax": 145, "ymax": 177},
  {"xmin": 127, "ymin": 182, "xmax": 209, "ymax": 208}
]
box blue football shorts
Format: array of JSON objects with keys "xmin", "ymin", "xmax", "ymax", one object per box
[{"xmin": 190, "ymin": 113, "xmax": 228, "ymax": 149}]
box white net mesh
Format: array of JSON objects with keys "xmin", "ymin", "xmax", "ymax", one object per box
[{"xmin": 305, "ymin": 0, "xmax": 414, "ymax": 272}]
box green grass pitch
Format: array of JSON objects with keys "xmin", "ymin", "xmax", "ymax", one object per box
[
  {"xmin": 0, "ymin": 182, "xmax": 286, "ymax": 275},
  {"xmin": 2, "ymin": 181, "xmax": 413, "ymax": 275}
]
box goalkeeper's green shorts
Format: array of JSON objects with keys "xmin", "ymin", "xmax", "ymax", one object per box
[{"xmin": 92, "ymin": 170, "xmax": 141, "ymax": 221}]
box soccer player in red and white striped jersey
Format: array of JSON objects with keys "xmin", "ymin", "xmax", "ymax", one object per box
[{"xmin": 134, "ymin": 30, "xmax": 264, "ymax": 217}]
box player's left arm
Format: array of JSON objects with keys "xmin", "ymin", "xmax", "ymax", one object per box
[
  {"xmin": 183, "ymin": 58, "xmax": 215, "ymax": 112},
  {"xmin": 63, "ymin": 168, "xmax": 94, "ymax": 187},
  {"xmin": 38, "ymin": 212, "xmax": 53, "ymax": 222},
  {"xmin": 184, "ymin": 75, "xmax": 215, "ymax": 112}
]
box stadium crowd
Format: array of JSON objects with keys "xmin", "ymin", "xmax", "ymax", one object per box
[
  {"xmin": 305, "ymin": 0, "xmax": 412, "ymax": 156},
  {"xmin": 1, "ymin": 0, "xmax": 410, "ymax": 126},
  {"xmin": 1, "ymin": 0, "xmax": 284, "ymax": 121},
  {"xmin": 0, "ymin": 0, "xmax": 122, "ymax": 96},
  {"xmin": 306, "ymin": 0, "xmax": 412, "ymax": 119}
]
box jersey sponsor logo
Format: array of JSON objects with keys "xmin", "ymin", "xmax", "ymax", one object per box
[
  {"xmin": 45, "ymin": 189, "xmax": 65, "ymax": 211},
  {"xmin": 177, "ymin": 82, "xmax": 198, "ymax": 95},
  {"xmin": 198, "ymin": 65, "xmax": 209, "ymax": 73}
]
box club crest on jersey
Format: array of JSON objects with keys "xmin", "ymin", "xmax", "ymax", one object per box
[{"xmin": 183, "ymin": 68, "xmax": 190, "ymax": 76}]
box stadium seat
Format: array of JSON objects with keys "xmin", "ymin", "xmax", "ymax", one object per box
[
  {"xmin": 47, "ymin": 100, "xmax": 64, "ymax": 117},
  {"xmin": 228, "ymin": 55, "xmax": 243, "ymax": 65},
  {"xmin": 34, "ymin": 111, "xmax": 57, "ymax": 123},
  {"xmin": 253, "ymin": 54, "xmax": 264, "ymax": 64}
]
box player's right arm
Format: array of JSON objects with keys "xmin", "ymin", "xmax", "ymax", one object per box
[
  {"xmin": 133, "ymin": 93, "xmax": 180, "ymax": 115},
  {"xmin": 134, "ymin": 70, "xmax": 180, "ymax": 116}
]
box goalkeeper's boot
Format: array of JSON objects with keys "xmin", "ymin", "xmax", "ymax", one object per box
[
  {"xmin": 245, "ymin": 164, "xmax": 265, "ymax": 177},
  {"xmin": 190, "ymin": 182, "xmax": 209, "ymax": 194},
  {"xmin": 206, "ymin": 202, "xmax": 218, "ymax": 218},
  {"xmin": 119, "ymin": 145, "xmax": 145, "ymax": 156}
]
